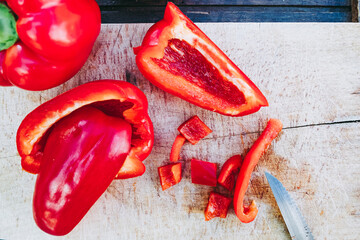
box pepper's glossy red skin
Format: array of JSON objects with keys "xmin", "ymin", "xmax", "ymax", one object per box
[
  {"xmin": 0, "ymin": 0, "xmax": 100, "ymax": 90},
  {"xmin": 204, "ymin": 192, "xmax": 232, "ymax": 221},
  {"xmin": 233, "ymin": 119, "xmax": 282, "ymax": 223},
  {"xmin": 0, "ymin": 51, "xmax": 11, "ymax": 86},
  {"xmin": 178, "ymin": 116, "xmax": 212, "ymax": 145},
  {"xmin": 170, "ymin": 134, "xmax": 186, "ymax": 162},
  {"xmin": 16, "ymin": 80, "xmax": 154, "ymax": 179},
  {"xmin": 191, "ymin": 158, "xmax": 217, "ymax": 187},
  {"xmin": 33, "ymin": 106, "xmax": 132, "ymax": 236},
  {"xmin": 218, "ymin": 155, "xmax": 242, "ymax": 191},
  {"xmin": 135, "ymin": 2, "xmax": 268, "ymax": 116},
  {"xmin": 158, "ymin": 163, "xmax": 182, "ymax": 191}
]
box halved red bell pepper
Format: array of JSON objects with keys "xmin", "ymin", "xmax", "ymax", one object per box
[
  {"xmin": 204, "ymin": 192, "xmax": 232, "ymax": 221},
  {"xmin": 191, "ymin": 158, "xmax": 217, "ymax": 187},
  {"xmin": 17, "ymin": 80, "xmax": 154, "ymax": 235},
  {"xmin": 158, "ymin": 162, "xmax": 182, "ymax": 191},
  {"xmin": 17, "ymin": 80, "xmax": 154, "ymax": 179},
  {"xmin": 33, "ymin": 106, "xmax": 132, "ymax": 236},
  {"xmin": 218, "ymin": 155, "xmax": 242, "ymax": 191},
  {"xmin": 233, "ymin": 119, "xmax": 282, "ymax": 223},
  {"xmin": 134, "ymin": 2, "xmax": 268, "ymax": 116},
  {"xmin": 0, "ymin": 0, "xmax": 100, "ymax": 90},
  {"xmin": 178, "ymin": 115, "xmax": 212, "ymax": 145}
]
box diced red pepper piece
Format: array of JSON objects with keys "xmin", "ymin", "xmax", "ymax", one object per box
[
  {"xmin": 204, "ymin": 192, "xmax": 232, "ymax": 221},
  {"xmin": 218, "ymin": 155, "xmax": 242, "ymax": 191},
  {"xmin": 158, "ymin": 163, "xmax": 182, "ymax": 191},
  {"xmin": 191, "ymin": 159, "xmax": 217, "ymax": 187},
  {"xmin": 178, "ymin": 116, "xmax": 212, "ymax": 145},
  {"xmin": 234, "ymin": 119, "xmax": 283, "ymax": 223},
  {"xmin": 170, "ymin": 134, "xmax": 186, "ymax": 162}
]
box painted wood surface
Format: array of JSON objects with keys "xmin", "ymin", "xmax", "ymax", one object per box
[
  {"xmin": 96, "ymin": 0, "xmax": 355, "ymax": 23},
  {"xmin": 0, "ymin": 23, "xmax": 360, "ymax": 239},
  {"xmin": 97, "ymin": 0, "xmax": 351, "ymax": 6},
  {"xmin": 100, "ymin": 6, "xmax": 352, "ymax": 23}
]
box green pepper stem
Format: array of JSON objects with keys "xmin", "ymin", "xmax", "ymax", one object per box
[{"xmin": 0, "ymin": 3, "xmax": 18, "ymax": 51}]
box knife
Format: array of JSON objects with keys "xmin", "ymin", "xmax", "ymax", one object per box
[{"xmin": 265, "ymin": 171, "xmax": 314, "ymax": 240}]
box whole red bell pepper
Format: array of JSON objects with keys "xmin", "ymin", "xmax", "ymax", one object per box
[
  {"xmin": 17, "ymin": 80, "xmax": 154, "ymax": 235},
  {"xmin": 134, "ymin": 2, "xmax": 268, "ymax": 117},
  {"xmin": 17, "ymin": 80, "xmax": 154, "ymax": 179},
  {"xmin": 233, "ymin": 119, "xmax": 282, "ymax": 223},
  {"xmin": 0, "ymin": 0, "xmax": 100, "ymax": 90}
]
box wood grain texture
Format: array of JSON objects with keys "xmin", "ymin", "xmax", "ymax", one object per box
[
  {"xmin": 353, "ymin": 0, "xmax": 360, "ymax": 21},
  {"xmin": 0, "ymin": 23, "xmax": 360, "ymax": 239}
]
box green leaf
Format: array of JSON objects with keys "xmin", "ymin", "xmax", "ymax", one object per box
[{"xmin": 0, "ymin": 3, "xmax": 18, "ymax": 51}]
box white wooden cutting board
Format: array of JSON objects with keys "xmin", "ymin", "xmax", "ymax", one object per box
[{"xmin": 0, "ymin": 23, "xmax": 359, "ymax": 239}]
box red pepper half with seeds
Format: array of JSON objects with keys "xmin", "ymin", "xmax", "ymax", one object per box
[
  {"xmin": 0, "ymin": 0, "xmax": 101, "ymax": 90},
  {"xmin": 16, "ymin": 80, "xmax": 154, "ymax": 235},
  {"xmin": 134, "ymin": 2, "xmax": 268, "ymax": 117}
]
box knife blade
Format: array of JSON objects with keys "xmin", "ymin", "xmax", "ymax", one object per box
[{"xmin": 265, "ymin": 171, "xmax": 314, "ymax": 240}]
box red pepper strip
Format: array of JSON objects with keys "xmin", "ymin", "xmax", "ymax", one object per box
[
  {"xmin": 16, "ymin": 80, "xmax": 154, "ymax": 179},
  {"xmin": 204, "ymin": 192, "xmax": 232, "ymax": 221},
  {"xmin": 33, "ymin": 106, "xmax": 132, "ymax": 236},
  {"xmin": 191, "ymin": 159, "xmax": 217, "ymax": 187},
  {"xmin": 178, "ymin": 115, "xmax": 212, "ymax": 145},
  {"xmin": 135, "ymin": 2, "xmax": 268, "ymax": 117},
  {"xmin": 170, "ymin": 134, "xmax": 186, "ymax": 162},
  {"xmin": 158, "ymin": 163, "xmax": 182, "ymax": 191},
  {"xmin": 1, "ymin": 0, "xmax": 100, "ymax": 90},
  {"xmin": 218, "ymin": 155, "xmax": 242, "ymax": 191},
  {"xmin": 233, "ymin": 119, "xmax": 283, "ymax": 223}
]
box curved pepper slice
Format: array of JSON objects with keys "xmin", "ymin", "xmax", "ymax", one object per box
[
  {"xmin": 33, "ymin": 106, "xmax": 132, "ymax": 236},
  {"xmin": 170, "ymin": 134, "xmax": 186, "ymax": 162},
  {"xmin": 17, "ymin": 80, "xmax": 154, "ymax": 179},
  {"xmin": 218, "ymin": 155, "xmax": 242, "ymax": 191},
  {"xmin": 0, "ymin": 0, "xmax": 100, "ymax": 90},
  {"xmin": 233, "ymin": 119, "xmax": 282, "ymax": 223},
  {"xmin": 135, "ymin": 2, "xmax": 268, "ymax": 116}
]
